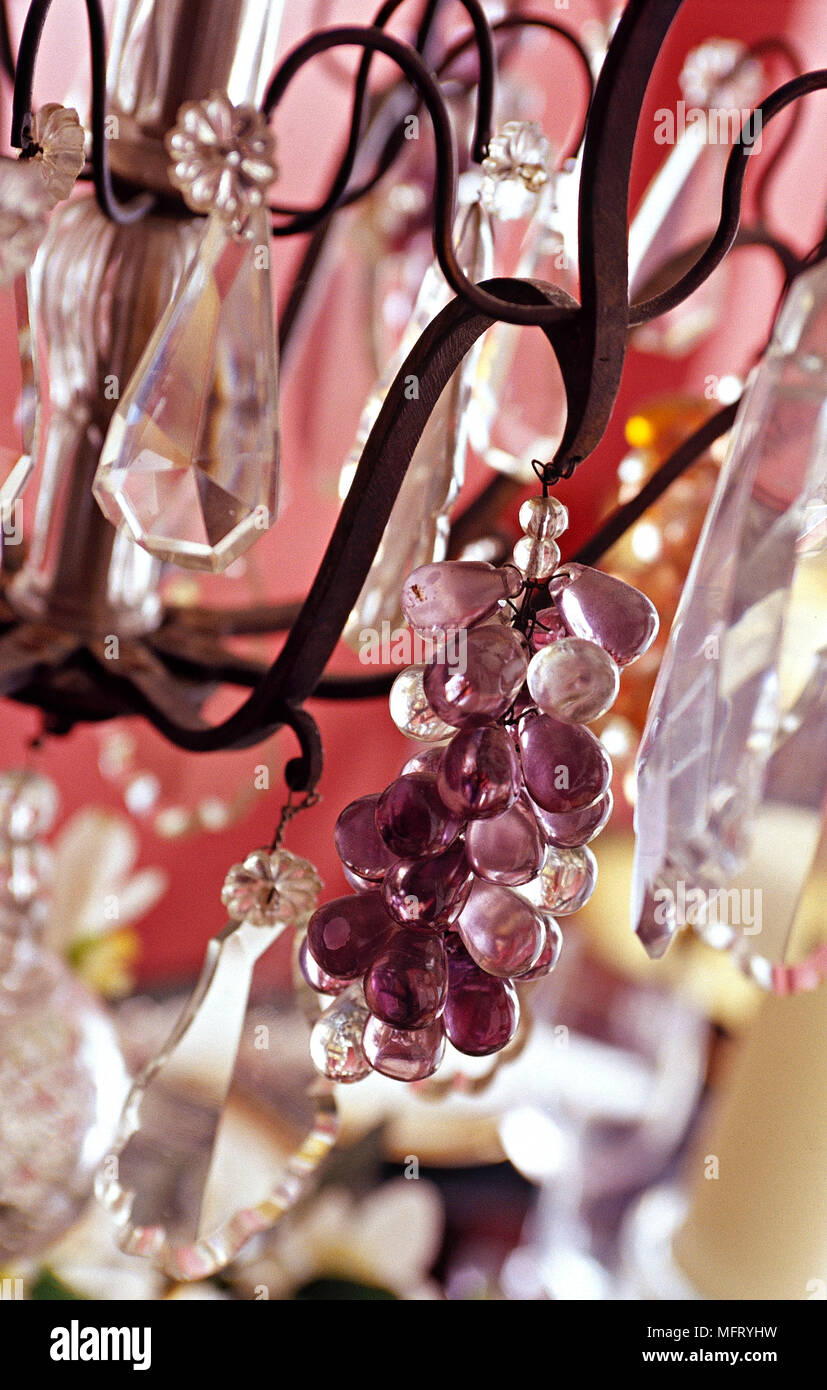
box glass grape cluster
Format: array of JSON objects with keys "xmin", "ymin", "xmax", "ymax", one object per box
[{"xmin": 301, "ymin": 495, "xmax": 658, "ymax": 1084}]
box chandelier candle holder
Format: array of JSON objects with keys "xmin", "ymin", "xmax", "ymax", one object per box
[{"xmin": 0, "ymin": 0, "xmax": 825, "ymax": 1278}]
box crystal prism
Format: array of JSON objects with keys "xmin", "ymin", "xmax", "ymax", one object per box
[
  {"xmin": 341, "ymin": 195, "xmax": 494, "ymax": 644},
  {"xmin": 97, "ymin": 854, "xmax": 338, "ymax": 1280},
  {"xmin": 0, "ymin": 275, "xmax": 39, "ymax": 508},
  {"xmin": 94, "ymin": 206, "xmax": 279, "ymax": 573},
  {"xmin": 632, "ymin": 257, "xmax": 827, "ymax": 987}
]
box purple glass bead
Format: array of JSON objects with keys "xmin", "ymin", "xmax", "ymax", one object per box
[
  {"xmin": 401, "ymin": 747, "xmax": 444, "ymax": 777},
  {"xmin": 549, "ymin": 563, "xmax": 659, "ymax": 667},
  {"xmin": 530, "ymin": 604, "xmax": 569, "ymax": 652},
  {"xmin": 423, "ymin": 625, "xmax": 528, "ymax": 729},
  {"xmin": 465, "ymin": 800, "xmax": 544, "ymax": 886},
  {"xmin": 444, "ymin": 942, "xmax": 520, "ymax": 1056},
  {"xmin": 382, "ymin": 842, "xmax": 472, "ymax": 927},
  {"xmin": 515, "ymin": 911, "xmax": 562, "ymax": 979},
  {"xmin": 364, "ymin": 928, "xmax": 447, "ymax": 1028},
  {"xmin": 342, "ymin": 864, "xmax": 379, "ymax": 894},
  {"xmin": 307, "ymin": 893, "xmax": 394, "ymax": 980},
  {"xmin": 438, "ymin": 725, "xmax": 521, "ymax": 820},
  {"xmin": 530, "ymin": 787, "xmax": 613, "ymax": 847},
  {"xmin": 334, "ymin": 794, "xmax": 396, "ymax": 880},
  {"xmin": 456, "ymin": 878, "xmax": 544, "ymax": 978},
  {"xmin": 518, "ymin": 710, "xmax": 612, "ymax": 813},
  {"xmin": 376, "ymin": 773, "xmax": 462, "ymax": 859},
  {"xmin": 520, "ymin": 843, "xmax": 598, "ymax": 916},
  {"xmin": 363, "ymin": 1014, "xmax": 446, "ymax": 1081},
  {"xmin": 298, "ymin": 936, "xmax": 351, "ymax": 995},
  {"xmin": 402, "ymin": 561, "xmax": 523, "ymax": 637}
]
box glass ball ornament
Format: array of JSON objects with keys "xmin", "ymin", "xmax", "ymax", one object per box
[{"xmin": 0, "ymin": 924, "xmax": 128, "ymax": 1262}]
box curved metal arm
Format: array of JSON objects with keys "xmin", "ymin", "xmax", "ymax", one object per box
[
  {"xmin": 439, "ymin": 11, "xmax": 595, "ymax": 161},
  {"xmin": 11, "ymin": 0, "xmax": 153, "ymax": 224},
  {"xmin": 266, "ymin": 0, "xmax": 495, "ymax": 231},
  {"xmin": 630, "ymin": 69, "xmax": 827, "ymax": 325}
]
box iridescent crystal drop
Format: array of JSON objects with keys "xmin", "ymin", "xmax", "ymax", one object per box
[{"xmin": 94, "ymin": 205, "xmax": 279, "ymax": 572}]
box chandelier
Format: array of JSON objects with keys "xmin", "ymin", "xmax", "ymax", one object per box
[{"xmin": 0, "ymin": 0, "xmax": 825, "ymax": 1281}]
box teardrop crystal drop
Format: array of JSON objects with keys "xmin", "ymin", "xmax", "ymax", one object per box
[
  {"xmin": 423, "ymin": 624, "xmax": 528, "ymax": 728},
  {"xmin": 465, "ymin": 800, "xmax": 544, "ymax": 885},
  {"xmin": 93, "ymin": 206, "xmax": 279, "ymax": 573},
  {"xmin": 527, "ymin": 638, "xmax": 619, "ymax": 723},
  {"xmin": 298, "ymin": 936, "xmax": 351, "ymax": 996},
  {"xmin": 402, "ymin": 561, "xmax": 522, "ymax": 636},
  {"xmin": 518, "ymin": 710, "xmax": 612, "ymax": 812},
  {"xmin": 309, "ymin": 985, "xmax": 372, "ymax": 1083},
  {"xmin": 363, "ymin": 1014, "xmax": 446, "ymax": 1081},
  {"xmin": 456, "ymin": 878, "xmax": 545, "ymax": 977},
  {"xmin": 549, "ymin": 563, "xmax": 659, "ymax": 667}
]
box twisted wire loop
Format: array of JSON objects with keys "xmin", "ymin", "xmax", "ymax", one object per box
[{"xmin": 11, "ymin": 0, "xmax": 154, "ymax": 224}]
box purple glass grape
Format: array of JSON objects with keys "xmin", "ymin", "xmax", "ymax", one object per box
[
  {"xmin": 382, "ymin": 842, "xmax": 472, "ymax": 927},
  {"xmin": 530, "ymin": 787, "xmax": 613, "ymax": 847},
  {"xmin": 307, "ymin": 893, "xmax": 394, "ymax": 980},
  {"xmin": 549, "ymin": 563, "xmax": 658, "ymax": 666},
  {"xmin": 364, "ymin": 928, "xmax": 447, "ymax": 1029},
  {"xmin": 376, "ymin": 773, "xmax": 462, "ymax": 859},
  {"xmin": 363, "ymin": 1014, "xmax": 446, "ymax": 1080},
  {"xmin": 298, "ymin": 935, "xmax": 351, "ymax": 995},
  {"xmin": 423, "ymin": 625, "xmax": 528, "ymax": 729},
  {"xmin": 465, "ymin": 800, "xmax": 544, "ymax": 886},
  {"xmin": 334, "ymin": 794, "xmax": 396, "ymax": 880},
  {"xmin": 444, "ymin": 940, "xmax": 520, "ymax": 1056},
  {"xmin": 514, "ymin": 911, "xmax": 562, "ymax": 979},
  {"xmin": 518, "ymin": 710, "xmax": 611, "ymax": 813},
  {"xmin": 456, "ymin": 878, "xmax": 545, "ymax": 978},
  {"xmin": 402, "ymin": 561, "xmax": 523, "ymax": 636},
  {"xmin": 438, "ymin": 725, "xmax": 521, "ymax": 820}
]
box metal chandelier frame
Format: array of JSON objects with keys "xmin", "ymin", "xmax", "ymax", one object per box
[{"xmin": 0, "ymin": 0, "xmax": 825, "ymax": 799}]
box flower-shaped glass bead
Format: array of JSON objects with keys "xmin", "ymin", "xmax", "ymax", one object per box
[
  {"xmin": 29, "ymin": 104, "xmax": 86, "ymax": 206},
  {"xmin": 221, "ymin": 848, "xmax": 322, "ymax": 928},
  {"xmin": 165, "ymin": 91, "xmax": 278, "ymax": 234},
  {"xmin": 0, "ymin": 158, "xmax": 52, "ymax": 288},
  {"xmin": 481, "ymin": 121, "xmax": 552, "ymax": 220}
]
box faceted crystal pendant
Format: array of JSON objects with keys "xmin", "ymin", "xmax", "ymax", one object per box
[
  {"xmin": 94, "ymin": 206, "xmax": 279, "ymax": 573},
  {"xmin": 632, "ymin": 257, "xmax": 827, "ymax": 988},
  {"xmin": 0, "ymin": 275, "xmax": 39, "ymax": 506},
  {"xmin": 341, "ymin": 195, "xmax": 494, "ymax": 643},
  {"xmin": 97, "ymin": 853, "xmax": 338, "ymax": 1280}
]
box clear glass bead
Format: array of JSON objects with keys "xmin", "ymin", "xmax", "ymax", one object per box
[
  {"xmin": 519, "ymin": 843, "xmax": 598, "ymax": 915},
  {"xmin": 309, "ymin": 985, "xmax": 372, "ymax": 1084},
  {"xmin": 519, "ymin": 495, "xmax": 569, "ymax": 541},
  {"xmin": 527, "ymin": 638, "xmax": 620, "ymax": 723},
  {"xmin": 512, "ymin": 535, "xmax": 560, "ymax": 581},
  {"xmin": 389, "ymin": 665, "xmax": 456, "ymax": 742}
]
